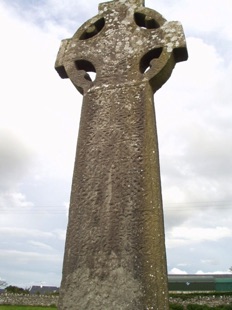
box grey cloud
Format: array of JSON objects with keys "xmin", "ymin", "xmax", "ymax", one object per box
[
  {"xmin": 0, "ymin": 129, "xmax": 33, "ymax": 191},
  {"xmin": 0, "ymin": 249, "xmax": 62, "ymax": 263},
  {"xmin": 3, "ymin": 0, "xmax": 100, "ymax": 35},
  {"xmin": 0, "ymin": 249, "xmax": 62, "ymax": 287},
  {"xmin": 0, "ymin": 227, "xmax": 54, "ymax": 239},
  {"xmin": 167, "ymin": 237, "xmax": 232, "ymax": 274}
]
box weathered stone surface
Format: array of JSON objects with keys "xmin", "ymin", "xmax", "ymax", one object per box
[{"xmin": 55, "ymin": 0, "xmax": 187, "ymax": 309}]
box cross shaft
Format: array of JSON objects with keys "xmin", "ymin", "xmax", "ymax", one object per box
[{"xmin": 55, "ymin": 1, "xmax": 187, "ymax": 309}]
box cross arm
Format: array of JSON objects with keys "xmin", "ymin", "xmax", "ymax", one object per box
[
  {"xmin": 161, "ymin": 21, "xmax": 188, "ymax": 62},
  {"xmin": 55, "ymin": 38, "xmax": 94, "ymax": 94},
  {"xmin": 141, "ymin": 20, "xmax": 188, "ymax": 92},
  {"xmin": 55, "ymin": 39, "xmax": 71, "ymax": 79}
]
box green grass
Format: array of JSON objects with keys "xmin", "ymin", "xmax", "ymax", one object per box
[
  {"xmin": 0, "ymin": 307, "xmax": 57, "ymax": 310},
  {"xmin": 170, "ymin": 303, "xmax": 184, "ymax": 310},
  {"xmin": 186, "ymin": 305, "xmax": 232, "ymax": 310}
]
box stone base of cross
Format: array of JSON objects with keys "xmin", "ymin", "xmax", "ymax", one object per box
[{"xmin": 55, "ymin": 0, "xmax": 188, "ymax": 309}]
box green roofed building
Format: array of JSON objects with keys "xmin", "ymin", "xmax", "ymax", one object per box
[
  {"xmin": 215, "ymin": 276, "xmax": 232, "ymax": 292},
  {"xmin": 168, "ymin": 274, "xmax": 232, "ymax": 292}
]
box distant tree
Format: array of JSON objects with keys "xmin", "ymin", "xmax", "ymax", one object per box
[
  {"xmin": 0, "ymin": 280, "xmax": 7, "ymax": 288},
  {"xmin": 170, "ymin": 304, "xmax": 184, "ymax": 310},
  {"xmin": 5, "ymin": 285, "xmax": 29, "ymax": 294},
  {"xmin": 229, "ymin": 266, "xmax": 232, "ymax": 272}
]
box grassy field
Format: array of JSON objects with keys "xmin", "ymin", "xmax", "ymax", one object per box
[{"xmin": 0, "ymin": 307, "xmax": 57, "ymax": 310}]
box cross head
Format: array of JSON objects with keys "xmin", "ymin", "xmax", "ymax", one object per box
[{"xmin": 55, "ymin": 0, "xmax": 188, "ymax": 95}]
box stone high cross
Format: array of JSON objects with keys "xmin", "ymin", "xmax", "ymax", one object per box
[{"xmin": 55, "ymin": 0, "xmax": 187, "ymax": 309}]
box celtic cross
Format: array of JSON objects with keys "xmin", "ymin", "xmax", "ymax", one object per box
[{"xmin": 55, "ymin": 0, "xmax": 187, "ymax": 309}]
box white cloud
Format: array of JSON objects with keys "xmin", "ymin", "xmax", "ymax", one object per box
[
  {"xmin": 0, "ymin": 1, "xmax": 81, "ymax": 182},
  {"xmin": 0, "ymin": 249, "xmax": 62, "ymax": 264},
  {"xmin": 167, "ymin": 226, "xmax": 232, "ymax": 249},
  {"xmin": 53, "ymin": 229, "xmax": 66, "ymax": 241},
  {"xmin": 169, "ymin": 268, "xmax": 231, "ymax": 275},
  {"xmin": 0, "ymin": 227, "xmax": 54, "ymax": 239},
  {"xmin": 200, "ymin": 259, "xmax": 219, "ymax": 266},
  {"xmin": 157, "ymin": 34, "xmax": 232, "ymax": 232},
  {"xmin": 150, "ymin": 0, "xmax": 232, "ymax": 42},
  {"xmin": 196, "ymin": 270, "xmax": 231, "ymax": 275},
  {"xmin": 28, "ymin": 241, "xmax": 55, "ymax": 251},
  {"xmin": 0, "ymin": 130, "xmax": 34, "ymax": 191},
  {"xmin": 169, "ymin": 268, "xmax": 188, "ymax": 275},
  {"xmin": 0, "ymin": 192, "xmax": 33, "ymax": 209}
]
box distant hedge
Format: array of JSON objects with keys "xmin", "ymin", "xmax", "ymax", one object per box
[{"xmin": 170, "ymin": 303, "xmax": 184, "ymax": 310}]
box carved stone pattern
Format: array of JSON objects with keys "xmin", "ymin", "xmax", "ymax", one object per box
[{"xmin": 55, "ymin": 0, "xmax": 188, "ymax": 309}]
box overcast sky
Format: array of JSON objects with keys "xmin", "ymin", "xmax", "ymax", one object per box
[{"xmin": 0, "ymin": 0, "xmax": 232, "ymax": 288}]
